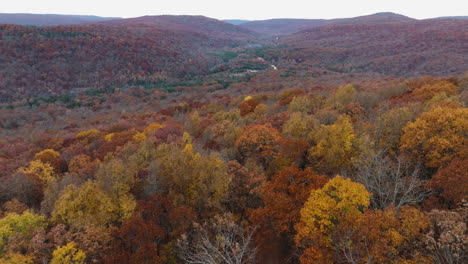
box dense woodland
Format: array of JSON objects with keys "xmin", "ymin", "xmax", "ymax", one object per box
[{"xmin": 0, "ymin": 13, "xmax": 467, "ymax": 264}]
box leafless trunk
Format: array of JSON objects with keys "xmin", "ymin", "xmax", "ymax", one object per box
[
  {"xmin": 178, "ymin": 214, "xmax": 256, "ymax": 264},
  {"xmin": 354, "ymin": 151, "xmax": 428, "ymax": 209}
]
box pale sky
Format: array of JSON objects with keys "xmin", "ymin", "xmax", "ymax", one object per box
[{"xmin": 1, "ymin": 0, "xmax": 467, "ymax": 20}]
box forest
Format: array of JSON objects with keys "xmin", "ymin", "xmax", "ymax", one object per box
[{"xmin": 0, "ymin": 13, "xmax": 467, "ymax": 264}]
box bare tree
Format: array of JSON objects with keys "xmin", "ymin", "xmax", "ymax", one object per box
[
  {"xmin": 354, "ymin": 151, "xmax": 428, "ymax": 209},
  {"xmin": 178, "ymin": 214, "xmax": 256, "ymax": 264},
  {"xmin": 423, "ymin": 205, "xmax": 468, "ymax": 264}
]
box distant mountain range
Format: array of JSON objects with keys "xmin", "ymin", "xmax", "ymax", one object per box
[
  {"xmin": 223, "ymin": 19, "xmax": 251, "ymax": 25},
  {"xmin": 272, "ymin": 18, "xmax": 468, "ymax": 76},
  {"xmin": 0, "ymin": 13, "xmax": 119, "ymax": 26},
  {"xmin": 0, "ymin": 12, "xmax": 467, "ymax": 102},
  {"xmin": 238, "ymin": 12, "xmax": 417, "ymax": 35}
]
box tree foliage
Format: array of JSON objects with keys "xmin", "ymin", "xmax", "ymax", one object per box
[
  {"xmin": 309, "ymin": 115, "xmax": 358, "ymax": 173},
  {"xmin": 52, "ymin": 181, "xmax": 120, "ymax": 229},
  {"xmin": 50, "ymin": 242, "xmax": 86, "ymax": 264},
  {"xmin": 400, "ymin": 106, "xmax": 467, "ymax": 168}
]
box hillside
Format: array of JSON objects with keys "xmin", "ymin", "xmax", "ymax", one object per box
[
  {"xmin": 0, "ymin": 13, "xmax": 119, "ymax": 26},
  {"xmin": 241, "ymin": 12, "xmax": 415, "ymax": 35},
  {"xmin": 223, "ymin": 19, "xmax": 251, "ymax": 25},
  {"xmin": 268, "ymin": 19, "xmax": 468, "ymax": 76},
  {"xmin": 0, "ymin": 16, "xmax": 259, "ymax": 102},
  {"xmin": 101, "ymin": 15, "xmax": 259, "ymax": 41}
]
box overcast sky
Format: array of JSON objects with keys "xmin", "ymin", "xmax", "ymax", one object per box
[{"xmin": 1, "ymin": 0, "xmax": 467, "ymax": 20}]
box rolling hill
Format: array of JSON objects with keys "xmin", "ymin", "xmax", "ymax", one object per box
[
  {"xmin": 101, "ymin": 15, "xmax": 259, "ymax": 41},
  {"xmin": 0, "ymin": 13, "xmax": 119, "ymax": 26},
  {"xmin": 269, "ymin": 18, "xmax": 468, "ymax": 76},
  {"xmin": 0, "ymin": 16, "xmax": 259, "ymax": 102},
  {"xmin": 241, "ymin": 12, "xmax": 416, "ymax": 35}
]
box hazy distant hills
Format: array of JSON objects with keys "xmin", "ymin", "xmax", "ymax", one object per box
[
  {"xmin": 223, "ymin": 19, "xmax": 251, "ymax": 25},
  {"xmin": 100, "ymin": 15, "xmax": 259, "ymax": 41},
  {"xmin": 272, "ymin": 18, "xmax": 468, "ymax": 76},
  {"xmin": 435, "ymin": 16, "xmax": 468, "ymax": 19},
  {"xmin": 240, "ymin": 12, "xmax": 416, "ymax": 35},
  {"xmin": 0, "ymin": 13, "xmax": 119, "ymax": 26}
]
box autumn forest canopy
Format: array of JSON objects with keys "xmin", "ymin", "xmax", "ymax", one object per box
[{"xmin": 0, "ymin": 12, "xmax": 467, "ymax": 264}]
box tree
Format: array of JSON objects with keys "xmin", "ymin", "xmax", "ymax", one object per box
[
  {"xmin": 0, "ymin": 253, "xmax": 34, "ymax": 264},
  {"xmin": 105, "ymin": 194, "xmax": 196, "ymax": 264},
  {"xmin": 240, "ymin": 97, "xmax": 260, "ymax": 116},
  {"xmin": 33, "ymin": 149, "xmax": 67, "ymax": 174},
  {"xmin": 355, "ymin": 151, "xmax": 427, "ymax": 209},
  {"xmin": 425, "ymin": 159, "xmax": 468, "ymax": 209},
  {"xmin": 68, "ymin": 155, "xmax": 96, "ymax": 179},
  {"xmin": 412, "ymin": 80, "xmax": 458, "ymax": 100},
  {"xmin": 422, "ymin": 207, "xmax": 467, "ymax": 264},
  {"xmin": 295, "ymin": 176, "xmax": 429, "ymax": 264},
  {"xmin": 0, "ymin": 211, "xmax": 46, "ymax": 256},
  {"xmin": 282, "ymin": 112, "xmax": 319, "ymax": 139},
  {"xmin": 249, "ymin": 165, "xmax": 328, "ymax": 262},
  {"xmin": 178, "ymin": 214, "xmax": 256, "ymax": 264},
  {"xmin": 288, "ymin": 95, "xmax": 322, "ymax": 114},
  {"xmin": 19, "ymin": 160, "xmax": 56, "ymax": 185},
  {"xmin": 400, "ymin": 106, "xmax": 467, "ymax": 168},
  {"xmin": 327, "ymin": 84, "xmax": 357, "ymax": 111},
  {"xmin": 2, "ymin": 199, "xmax": 29, "ymax": 214},
  {"xmin": 331, "ymin": 206, "xmax": 430, "ymax": 264},
  {"xmin": 309, "ymin": 115, "xmax": 358, "ymax": 173},
  {"xmin": 50, "ymin": 242, "xmax": 86, "ymax": 264},
  {"xmin": 52, "ymin": 181, "xmax": 119, "ymax": 229},
  {"xmin": 156, "ymin": 144, "xmax": 230, "ymax": 214},
  {"xmin": 224, "ymin": 161, "xmax": 264, "ymax": 220},
  {"xmin": 373, "ymin": 106, "xmax": 418, "ymax": 155},
  {"xmin": 295, "ymin": 175, "xmax": 370, "ymax": 263},
  {"xmin": 0, "ymin": 172, "xmax": 43, "ymax": 208},
  {"xmin": 95, "ymin": 158, "xmax": 136, "ymax": 221},
  {"xmin": 236, "ymin": 124, "xmax": 281, "ymax": 167}
]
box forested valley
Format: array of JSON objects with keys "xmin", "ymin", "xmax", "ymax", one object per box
[{"xmin": 0, "ymin": 13, "xmax": 467, "ymax": 264}]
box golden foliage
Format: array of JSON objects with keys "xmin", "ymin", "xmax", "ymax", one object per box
[
  {"xmin": 400, "ymin": 106, "xmax": 468, "ymax": 168},
  {"xmin": 19, "ymin": 160, "xmax": 56, "ymax": 185},
  {"xmin": 0, "ymin": 253, "xmax": 34, "ymax": 264},
  {"xmin": 76, "ymin": 129, "xmax": 100, "ymax": 139},
  {"xmin": 309, "ymin": 115, "xmax": 358, "ymax": 172},
  {"xmin": 52, "ymin": 181, "xmax": 119, "ymax": 229},
  {"xmin": 50, "ymin": 242, "xmax": 86, "ymax": 264}
]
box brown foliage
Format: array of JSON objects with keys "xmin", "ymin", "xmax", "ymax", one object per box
[
  {"xmin": 250, "ymin": 165, "xmax": 328, "ymax": 262},
  {"xmin": 425, "ymin": 159, "xmax": 468, "ymax": 209},
  {"xmin": 240, "ymin": 98, "xmax": 260, "ymax": 116}
]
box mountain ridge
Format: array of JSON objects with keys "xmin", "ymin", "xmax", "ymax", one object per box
[{"xmin": 0, "ymin": 13, "xmax": 119, "ymax": 26}]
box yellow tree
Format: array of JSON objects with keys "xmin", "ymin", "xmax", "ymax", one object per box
[
  {"xmin": 0, "ymin": 254, "xmax": 34, "ymax": 264},
  {"xmin": 400, "ymin": 106, "xmax": 468, "ymax": 168},
  {"xmin": 282, "ymin": 112, "xmax": 319, "ymax": 139},
  {"xmin": 52, "ymin": 181, "xmax": 119, "ymax": 229},
  {"xmin": 19, "ymin": 160, "xmax": 56, "ymax": 185},
  {"xmin": 295, "ymin": 176, "xmax": 429, "ymax": 264},
  {"xmin": 309, "ymin": 115, "xmax": 358, "ymax": 173},
  {"xmin": 50, "ymin": 242, "xmax": 86, "ymax": 264},
  {"xmin": 295, "ymin": 175, "xmax": 370, "ymax": 263},
  {"xmin": 327, "ymin": 84, "xmax": 357, "ymax": 111},
  {"xmin": 95, "ymin": 158, "xmax": 136, "ymax": 221},
  {"xmin": 0, "ymin": 211, "xmax": 46, "ymax": 256},
  {"xmin": 156, "ymin": 143, "xmax": 230, "ymax": 215}
]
